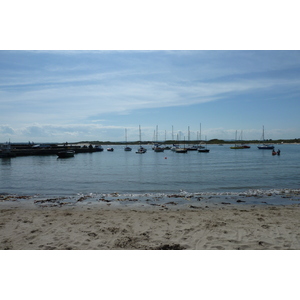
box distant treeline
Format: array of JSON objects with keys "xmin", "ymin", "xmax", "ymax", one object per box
[{"xmin": 78, "ymin": 138, "xmax": 300, "ymax": 145}]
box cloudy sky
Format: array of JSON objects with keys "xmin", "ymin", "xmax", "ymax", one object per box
[
  {"xmin": 0, "ymin": 51, "xmax": 300, "ymax": 142},
  {"xmin": 1, "ymin": 50, "xmax": 300, "ymax": 143}
]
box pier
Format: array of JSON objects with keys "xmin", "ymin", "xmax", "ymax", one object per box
[{"xmin": 0, "ymin": 143, "xmax": 103, "ymax": 157}]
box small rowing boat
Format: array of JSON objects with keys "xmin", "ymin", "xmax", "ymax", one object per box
[{"xmin": 57, "ymin": 150, "xmax": 75, "ymax": 158}]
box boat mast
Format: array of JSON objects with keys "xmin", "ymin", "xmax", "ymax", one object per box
[
  {"xmin": 200, "ymin": 123, "xmax": 202, "ymax": 142},
  {"xmin": 172, "ymin": 125, "xmax": 174, "ymax": 140},
  {"xmin": 139, "ymin": 125, "xmax": 142, "ymax": 144}
]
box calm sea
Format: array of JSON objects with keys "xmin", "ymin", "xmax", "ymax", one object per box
[{"xmin": 1, "ymin": 144, "xmax": 299, "ymax": 198}]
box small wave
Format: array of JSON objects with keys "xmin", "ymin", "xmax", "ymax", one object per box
[{"xmin": 2, "ymin": 188, "xmax": 300, "ymax": 207}]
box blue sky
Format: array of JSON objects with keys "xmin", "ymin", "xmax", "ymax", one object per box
[{"xmin": 1, "ymin": 50, "xmax": 300, "ymax": 143}]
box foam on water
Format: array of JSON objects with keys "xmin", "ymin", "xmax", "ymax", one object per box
[{"xmin": 2, "ymin": 188, "xmax": 300, "ymax": 208}]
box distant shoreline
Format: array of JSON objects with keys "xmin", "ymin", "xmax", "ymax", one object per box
[{"xmin": 2, "ymin": 138, "xmax": 300, "ymax": 146}]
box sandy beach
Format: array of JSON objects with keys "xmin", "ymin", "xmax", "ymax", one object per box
[{"xmin": 1, "ymin": 202, "xmax": 300, "ymax": 250}]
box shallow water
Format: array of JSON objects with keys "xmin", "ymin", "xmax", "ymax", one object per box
[{"xmin": 1, "ymin": 144, "xmax": 300, "ymax": 205}]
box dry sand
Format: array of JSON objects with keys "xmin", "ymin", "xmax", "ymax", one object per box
[{"xmin": 1, "ymin": 203, "xmax": 300, "ymax": 250}]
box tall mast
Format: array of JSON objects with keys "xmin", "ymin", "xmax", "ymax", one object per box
[
  {"xmin": 172, "ymin": 125, "xmax": 174, "ymax": 140},
  {"xmin": 139, "ymin": 125, "xmax": 141, "ymax": 143},
  {"xmin": 200, "ymin": 123, "xmax": 202, "ymax": 141}
]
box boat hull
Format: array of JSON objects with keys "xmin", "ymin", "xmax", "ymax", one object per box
[
  {"xmin": 57, "ymin": 150, "xmax": 75, "ymax": 158},
  {"xmin": 258, "ymin": 145, "xmax": 274, "ymax": 150},
  {"xmin": 175, "ymin": 148, "xmax": 188, "ymax": 153},
  {"xmin": 198, "ymin": 149, "xmax": 210, "ymax": 153}
]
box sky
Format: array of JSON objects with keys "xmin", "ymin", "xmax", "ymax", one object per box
[{"xmin": 1, "ymin": 50, "xmax": 300, "ymax": 143}]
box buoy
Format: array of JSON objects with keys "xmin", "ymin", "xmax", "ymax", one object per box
[{"xmin": 164, "ymin": 157, "xmax": 167, "ymax": 159}]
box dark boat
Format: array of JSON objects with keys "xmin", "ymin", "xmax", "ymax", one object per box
[
  {"xmin": 198, "ymin": 142, "xmax": 210, "ymax": 153},
  {"xmin": 57, "ymin": 150, "xmax": 75, "ymax": 158},
  {"xmin": 198, "ymin": 148, "xmax": 210, "ymax": 153},
  {"xmin": 258, "ymin": 144, "xmax": 275, "ymax": 150},
  {"xmin": 136, "ymin": 126, "xmax": 147, "ymax": 154},
  {"xmin": 187, "ymin": 145, "xmax": 198, "ymax": 151},
  {"xmin": 94, "ymin": 145, "xmax": 104, "ymax": 152},
  {"xmin": 153, "ymin": 145, "xmax": 164, "ymax": 152},
  {"xmin": 136, "ymin": 146, "xmax": 147, "ymax": 154},
  {"xmin": 257, "ymin": 126, "xmax": 274, "ymax": 150},
  {"xmin": 124, "ymin": 129, "xmax": 132, "ymax": 151}
]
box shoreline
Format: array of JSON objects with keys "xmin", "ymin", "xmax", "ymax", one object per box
[
  {"xmin": 1, "ymin": 188, "xmax": 300, "ymax": 208},
  {"xmin": 1, "ymin": 196, "xmax": 300, "ymax": 250}
]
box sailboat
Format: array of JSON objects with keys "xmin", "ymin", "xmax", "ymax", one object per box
[
  {"xmin": 197, "ymin": 123, "xmax": 205, "ymax": 149},
  {"xmin": 240, "ymin": 131, "xmax": 251, "ymax": 148},
  {"xmin": 186, "ymin": 126, "xmax": 198, "ymax": 151},
  {"xmin": 175, "ymin": 137, "xmax": 188, "ymax": 153},
  {"xmin": 257, "ymin": 126, "xmax": 274, "ymax": 150},
  {"xmin": 230, "ymin": 130, "xmax": 245, "ymax": 149},
  {"xmin": 136, "ymin": 125, "xmax": 147, "ymax": 154},
  {"xmin": 124, "ymin": 129, "xmax": 132, "ymax": 151},
  {"xmin": 153, "ymin": 126, "xmax": 164, "ymax": 152},
  {"xmin": 198, "ymin": 142, "xmax": 210, "ymax": 153}
]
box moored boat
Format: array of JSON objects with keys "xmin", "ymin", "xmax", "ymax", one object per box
[
  {"xmin": 257, "ymin": 126, "xmax": 274, "ymax": 150},
  {"xmin": 171, "ymin": 144, "xmax": 180, "ymax": 151},
  {"xmin": 230, "ymin": 145, "xmax": 245, "ymax": 149},
  {"xmin": 57, "ymin": 150, "xmax": 75, "ymax": 158},
  {"xmin": 153, "ymin": 145, "xmax": 164, "ymax": 152},
  {"xmin": 175, "ymin": 147, "xmax": 188, "ymax": 153},
  {"xmin": 0, "ymin": 142, "xmax": 16, "ymax": 158},
  {"xmin": 198, "ymin": 142, "xmax": 210, "ymax": 153},
  {"xmin": 136, "ymin": 125, "xmax": 147, "ymax": 154},
  {"xmin": 230, "ymin": 130, "xmax": 245, "ymax": 149},
  {"xmin": 136, "ymin": 146, "xmax": 147, "ymax": 154},
  {"xmin": 94, "ymin": 145, "xmax": 104, "ymax": 152},
  {"xmin": 198, "ymin": 148, "xmax": 210, "ymax": 153},
  {"xmin": 258, "ymin": 144, "xmax": 274, "ymax": 150},
  {"xmin": 187, "ymin": 145, "xmax": 198, "ymax": 151},
  {"xmin": 124, "ymin": 129, "xmax": 132, "ymax": 151}
]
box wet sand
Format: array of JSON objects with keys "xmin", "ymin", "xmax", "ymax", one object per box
[{"xmin": 1, "ymin": 203, "xmax": 300, "ymax": 250}]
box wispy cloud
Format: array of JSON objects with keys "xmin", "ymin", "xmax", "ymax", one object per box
[{"xmin": 1, "ymin": 51, "xmax": 300, "ymax": 142}]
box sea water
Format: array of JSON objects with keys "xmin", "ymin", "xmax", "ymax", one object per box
[{"xmin": 1, "ymin": 144, "xmax": 300, "ymax": 206}]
